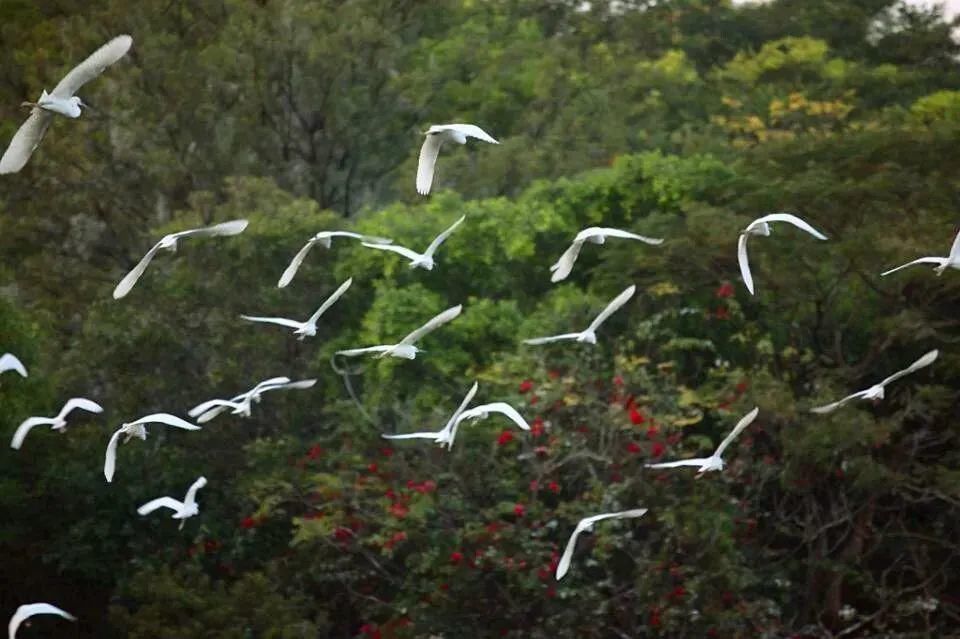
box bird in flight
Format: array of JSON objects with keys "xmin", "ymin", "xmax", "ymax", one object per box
[
  {"xmin": 362, "ymin": 215, "xmax": 465, "ymax": 271},
  {"xmin": 416, "ymin": 124, "xmax": 498, "ymax": 195},
  {"xmin": 278, "ymin": 232, "xmax": 392, "ymax": 288},
  {"xmin": 555, "ymin": 509, "xmax": 648, "ymax": 580},
  {"xmin": 382, "ymin": 381, "xmax": 479, "ymax": 449},
  {"xmin": 242, "ymin": 278, "xmax": 352, "ymax": 339},
  {"xmin": 337, "ymin": 304, "xmax": 463, "ymax": 360},
  {"xmin": 0, "ymin": 353, "xmax": 27, "ymax": 377},
  {"xmin": 104, "ymin": 413, "xmax": 201, "ymax": 482},
  {"xmin": 645, "ymin": 407, "xmax": 760, "ymax": 475},
  {"xmin": 810, "ymin": 350, "xmax": 938, "ymax": 414},
  {"xmin": 0, "ymin": 35, "xmax": 133, "ymax": 174},
  {"xmin": 113, "ymin": 220, "xmax": 249, "ymax": 299},
  {"xmin": 524, "ymin": 285, "xmax": 636, "ymax": 345},
  {"xmin": 737, "ymin": 213, "xmax": 827, "ymax": 295},
  {"xmin": 447, "ymin": 402, "xmax": 531, "ymax": 449},
  {"xmin": 550, "ymin": 227, "xmax": 663, "ymax": 283},
  {"xmin": 11, "ymin": 397, "xmax": 103, "ymax": 450},
  {"xmin": 137, "ymin": 476, "xmax": 207, "ymax": 529},
  {"xmin": 8, "ymin": 603, "xmax": 77, "ymax": 638},
  {"xmin": 882, "ymin": 229, "xmax": 960, "ymax": 277},
  {"xmin": 188, "ymin": 377, "xmax": 316, "ymax": 424}
]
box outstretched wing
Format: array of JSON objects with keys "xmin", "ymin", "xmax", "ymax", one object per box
[
  {"xmin": 439, "ymin": 123, "xmax": 499, "ymax": 144},
  {"xmin": 381, "ymin": 431, "xmax": 444, "ymax": 440},
  {"xmin": 398, "ymin": 304, "xmax": 463, "ymax": 345},
  {"xmin": 555, "ymin": 509, "xmax": 648, "ymax": 580},
  {"xmin": 51, "ymin": 34, "xmax": 133, "ymax": 97},
  {"xmin": 268, "ymin": 379, "xmax": 317, "ymax": 392},
  {"xmin": 10, "ymin": 417, "xmax": 56, "ymax": 450},
  {"xmin": 442, "ymin": 381, "xmax": 481, "ymax": 449},
  {"xmin": 9, "ymin": 603, "xmax": 76, "ymax": 638},
  {"xmin": 307, "ymin": 278, "xmax": 353, "ymax": 325},
  {"xmin": 754, "ymin": 213, "xmax": 828, "ymax": 240},
  {"xmin": 644, "ymin": 458, "xmax": 711, "ymax": 469},
  {"xmin": 103, "ymin": 428, "xmax": 124, "ymax": 482},
  {"xmin": 714, "ymin": 406, "xmax": 760, "ymax": 457},
  {"xmin": 549, "ymin": 241, "xmax": 584, "ymax": 283},
  {"xmin": 0, "ymin": 352, "xmax": 28, "ymax": 377},
  {"xmin": 137, "ymin": 496, "xmax": 184, "ymax": 516},
  {"xmin": 423, "ymin": 215, "xmax": 466, "ymax": 258},
  {"xmin": 522, "ymin": 333, "xmax": 582, "ymax": 345},
  {"xmin": 240, "ymin": 315, "xmax": 304, "ymax": 330},
  {"xmin": 361, "ymin": 242, "xmax": 424, "ymax": 262},
  {"xmin": 336, "ymin": 345, "xmax": 392, "ymax": 357},
  {"xmin": 113, "ymin": 241, "xmax": 163, "ymax": 299},
  {"xmin": 130, "ymin": 413, "xmax": 201, "ymax": 431},
  {"xmin": 810, "ymin": 390, "xmax": 871, "ymax": 414},
  {"xmin": 881, "ymin": 257, "xmax": 946, "ymax": 277},
  {"xmin": 183, "ymin": 476, "xmax": 207, "ymax": 507},
  {"xmin": 278, "ymin": 239, "xmax": 317, "ymax": 288},
  {"xmin": 586, "ymin": 285, "xmax": 636, "ymax": 333},
  {"xmin": 416, "ymin": 133, "xmax": 444, "ymax": 195},
  {"xmin": 190, "ymin": 400, "xmax": 242, "ymax": 423},
  {"xmin": 463, "ymin": 403, "xmax": 530, "ymax": 431},
  {"xmin": 0, "ymin": 109, "xmax": 52, "ymax": 174},
  {"xmin": 60, "ymin": 397, "xmax": 104, "ymax": 419},
  {"xmin": 737, "ymin": 233, "xmax": 755, "ymax": 295},
  {"xmin": 590, "ymin": 227, "xmax": 664, "ymax": 244},
  {"xmin": 948, "ymin": 230, "xmax": 960, "ymax": 262},
  {"xmin": 176, "ymin": 219, "xmax": 249, "ymax": 240},
  {"xmin": 879, "ymin": 349, "xmax": 938, "ymax": 387}
]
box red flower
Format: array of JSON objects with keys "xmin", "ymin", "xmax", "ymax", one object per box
[
  {"xmin": 651, "ymin": 441, "xmax": 666, "ymax": 458},
  {"xmin": 626, "ymin": 441, "xmax": 642, "ymax": 454},
  {"xmin": 450, "ymin": 551, "xmax": 464, "ymax": 565},
  {"xmin": 548, "ymin": 369, "xmax": 560, "ymax": 379},
  {"xmin": 649, "ymin": 607, "xmax": 662, "ymax": 628},
  {"xmin": 359, "ymin": 624, "xmax": 381, "ymax": 639},
  {"xmin": 629, "ymin": 406, "xmax": 645, "ymax": 425},
  {"xmin": 439, "ymin": 582, "xmax": 449, "ymax": 591},
  {"xmin": 513, "ymin": 503, "xmax": 525, "ymax": 517},
  {"xmin": 389, "ymin": 502, "xmax": 409, "ymax": 519},
  {"xmin": 547, "ymin": 480, "xmax": 560, "ymax": 494},
  {"xmin": 716, "ymin": 282, "xmax": 735, "ymax": 298},
  {"xmin": 529, "ymin": 480, "xmax": 539, "ymax": 492},
  {"xmin": 380, "ymin": 447, "xmax": 394, "ymax": 457},
  {"xmin": 367, "ymin": 462, "xmax": 378, "ymax": 473},
  {"xmin": 534, "ymin": 445, "xmax": 549, "ymax": 457},
  {"xmin": 546, "ymin": 585, "xmax": 557, "ymax": 598},
  {"xmin": 670, "ymin": 585, "xmax": 686, "ymax": 600},
  {"xmin": 240, "ymin": 516, "xmax": 258, "ymax": 529},
  {"xmin": 735, "ymin": 380, "xmax": 749, "ymax": 394},
  {"xmin": 384, "ymin": 488, "xmax": 397, "ymax": 501},
  {"xmin": 306, "ymin": 444, "xmax": 323, "ymax": 459},
  {"xmin": 204, "ymin": 539, "xmax": 221, "ymax": 553},
  {"xmin": 714, "ymin": 306, "xmax": 730, "ymax": 320},
  {"xmin": 334, "ymin": 526, "xmax": 352, "ymax": 542},
  {"xmin": 529, "ymin": 394, "xmax": 540, "ymax": 405},
  {"xmin": 646, "ymin": 425, "xmax": 659, "ymax": 439},
  {"xmin": 576, "ymin": 425, "xmax": 589, "ymax": 434},
  {"xmin": 531, "ymin": 419, "xmax": 545, "ymax": 437},
  {"xmin": 613, "ymin": 375, "xmax": 624, "ymax": 386},
  {"xmin": 497, "ymin": 430, "xmax": 515, "ymax": 446},
  {"xmin": 385, "ymin": 531, "xmax": 407, "ymax": 549},
  {"xmin": 519, "ymin": 379, "xmax": 533, "ymax": 393}
]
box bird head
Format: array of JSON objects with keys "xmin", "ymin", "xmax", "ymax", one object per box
[
  {"xmin": 576, "ymin": 331, "xmax": 597, "ymax": 345},
  {"xmin": 864, "ymin": 385, "xmax": 885, "ymax": 402}
]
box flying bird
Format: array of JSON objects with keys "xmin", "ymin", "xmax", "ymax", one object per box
[
  {"xmin": 137, "ymin": 476, "xmax": 207, "ymax": 529},
  {"xmin": 11, "ymin": 397, "xmax": 103, "ymax": 450},
  {"xmin": 362, "ymin": 215, "xmax": 465, "ymax": 270},
  {"xmin": 241, "ymin": 278, "xmax": 352, "ymax": 339},
  {"xmin": 113, "ymin": 219, "xmax": 249, "ymax": 299},
  {"xmin": 524, "ymin": 285, "xmax": 636, "ymax": 345},
  {"xmin": 448, "ymin": 402, "xmax": 531, "ymax": 449},
  {"xmin": 737, "ymin": 213, "xmax": 827, "ymax": 295},
  {"xmin": 8, "ymin": 603, "xmax": 76, "ymax": 638},
  {"xmin": 416, "ymin": 124, "xmax": 498, "ymax": 195},
  {"xmin": 0, "ymin": 34, "xmax": 133, "ymax": 174},
  {"xmin": 382, "ymin": 381, "xmax": 479, "ymax": 449},
  {"xmin": 0, "ymin": 353, "xmax": 27, "ymax": 377},
  {"xmin": 810, "ymin": 350, "xmax": 938, "ymax": 414},
  {"xmin": 555, "ymin": 509, "xmax": 648, "ymax": 581},
  {"xmin": 550, "ymin": 227, "xmax": 663, "ymax": 283},
  {"xmin": 188, "ymin": 377, "xmax": 316, "ymax": 424},
  {"xmin": 104, "ymin": 413, "xmax": 201, "ymax": 483},
  {"xmin": 645, "ymin": 407, "xmax": 760, "ymax": 474},
  {"xmin": 882, "ymin": 229, "xmax": 960, "ymax": 277},
  {"xmin": 278, "ymin": 232, "xmax": 392, "ymax": 288},
  {"xmin": 337, "ymin": 304, "xmax": 463, "ymax": 360}
]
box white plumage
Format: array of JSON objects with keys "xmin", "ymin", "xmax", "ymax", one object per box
[
  {"xmin": 11, "ymin": 397, "xmax": 103, "ymax": 450},
  {"xmin": 362, "ymin": 215, "xmax": 465, "ymax": 271},
  {"xmin": 645, "ymin": 407, "xmax": 760, "ymax": 474},
  {"xmin": 279, "ymin": 232, "xmax": 392, "ymax": 288},
  {"xmin": 556, "ymin": 509, "xmax": 648, "ymax": 580},
  {"xmin": 138, "ymin": 476, "xmax": 207, "ymax": 529},
  {"xmin": 8, "ymin": 603, "xmax": 76, "ymax": 639},
  {"xmin": 524, "ymin": 285, "xmax": 636, "ymax": 346},
  {"xmin": 337, "ymin": 304, "xmax": 463, "ymax": 360},
  {"xmin": 882, "ymin": 229, "xmax": 960, "ymax": 277},
  {"xmin": 0, "ymin": 353, "xmax": 28, "ymax": 377},
  {"xmin": 550, "ymin": 227, "xmax": 663, "ymax": 282},
  {"xmin": 737, "ymin": 213, "xmax": 827, "ymax": 295},
  {"xmin": 416, "ymin": 124, "xmax": 498, "ymax": 195},
  {"xmin": 242, "ymin": 278, "xmax": 352, "ymax": 339},
  {"xmin": 104, "ymin": 413, "xmax": 201, "ymax": 483},
  {"xmin": 810, "ymin": 350, "xmax": 938, "ymax": 414}
]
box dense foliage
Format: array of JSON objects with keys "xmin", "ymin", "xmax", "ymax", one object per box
[{"xmin": 1, "ymin": 1, "xmax": 959, "ymax": 637}]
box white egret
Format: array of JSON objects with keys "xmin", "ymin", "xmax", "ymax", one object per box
[
  {"xmin": 0, "ymin": 34, "xmax": 133, "ymax": 174},
  {"xmin": 556, "ymin": 508, "xmax": 648, "ymax": 581},
  {"xmin": 737, "ymin": 213, "xmax": 828, "ymax": 295},
  {"xmin": 810, "ymin": 350, "xmax": 938, "ymax": 414},
  {"xmin": 882, "ymin": 229, "xmax": 960, "ymax": 277},
  {"xmin": 8, "ymin": 603, "xmax": 76, "ymax": 638},
  {"xmin": 416, "ymin": 124, "xmax": 498, "ymax": 195},
  {"xmin": 382, "ymin": 381, "xmax": 479, "ymax": 448},
  {"xmin": 0, "ymin": 353, "xmax": 27, "ymax": 377},
  {"xmin": 362, "ymin": 215, "xmax": 465, "ymax": 271},
  {"xmin": 645, "ymin": 407, "xmax": 759, "ymax": 475},
  {"xmin": 524, "ymin": 285, "xmax": 635, "ymax": 345},
  {"xmin": 113, "ymin": 219, "xmax": 249, "ymax": 299},
  {"xmin": 104, "ymin": 413, "xmax": 201, "ymax": 483},
  {"xmin": 188, "ymin": 377, "xmax": 316, "ymax": 424},
  {"xmin": 550, "ymin": 227, "xmax": 663, "ymax": 283},
  {"xmin": 448, "ymin": 402, "xmax": 530, "ymax": 449},
  {"xmin": 11, "ymin": 397, "xmax": 103, "ymax": 450},
  {"xmin": 138, "ymin": 476, "xmax": 207, "ymax": 529},
  {"xmin": 242, "ymin": 277, "xmax": 352, "ymax": 339},
  {"xmin": 337, "ymin": 304, "xmax": 462, "ymax": 360},
  {"xmin": 279, "ymin": 232, "xmax": 392, "ymax": 288}
]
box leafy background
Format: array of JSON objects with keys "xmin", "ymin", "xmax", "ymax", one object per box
[{"xmin": 1, "ymin": 1, "xmax": 959, "ymax": 637}]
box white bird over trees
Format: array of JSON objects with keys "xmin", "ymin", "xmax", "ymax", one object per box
[
  {"xmin": 112, "ymin": 219, "xmax": 249, "ymax": 299},
  {"xmin": 362, "ymin": 215, "xmax": 465, "ymax": 271},
  {"xmin": 0, "ymin": 353, "xmax": 27, "ymax": 377},
  {"xmin": 550, "ymin": 227, "xmax": 663, "ymax": 282},
  {"xmin": 737, "ymin": 213, "xmax": 828, "ymax": 295},
  {"xmin": 10, "ymin": 397, "xmax": 103, "ymax": 450},
  {"xmin": 104, "ymin": 413, "xmax": 201, "ymax": 483},
  {"xmin": 188, "ymin": 377, "xmax": 317, "ymax": 424},
  {"xmin": 137, "ymin": 476, "xmax": 207, "ymax": 529},
  {"xmin": 278, "ymin": 232, "xmax": 392, "ymax": 288},
  {"xmin": 416, "ymin": 124, "xmax": 499, "ymax": 195},
  {"xmin": 0, "ymin": 35, "xmax": 133, "ymax": 174},
  {"xmin": 810, "ymin": 350, "xmax": 938, "ymax": 414},
  {"xmin": 382, "ymin": 381, "xmax": 479, "ymax": 449},
  {"xmin": 524, "ymin": 285, "xmax": 636, "ymax": 345},
  {"xmin": 645, "ymin": 407, "xmax": 760, "ymax": 475},
  {"xmin": 882, "ymin": 229, "xmax": 960, "ymax": 277},
  {"xmin": 336, "ymin": 304, "xmax": 463, "ymax": 360},
  {"xmin": 448, "ymin": 402, "xmax": 531, "ymax": 449},
  {"xmin": 555, "ymin": 509, "xmax": 648, "ymax": 581},
  {"xmin": 242, "ymin": 278, "xmax": 352, "ymax": 339},
  {"xmin": 8, "ymin": 603, "xmax": 77, "ymax": 639}
]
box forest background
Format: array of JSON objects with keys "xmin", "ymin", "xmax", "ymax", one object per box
[{"xmin": 1, "ymin": 1, "xmax": 960, "ymax": 637}]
